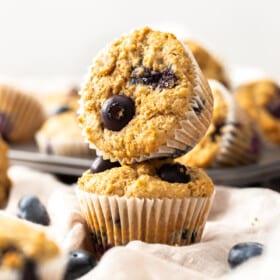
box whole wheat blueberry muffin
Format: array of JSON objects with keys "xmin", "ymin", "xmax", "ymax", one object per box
[
  {"xmin": 0, "ymin": 214, "xmax": 65, "ymax": 280},
  {"xmin": 35, "ymin": 111, "xmax": 94, "ymax": 157},
  {"xmin": 0, "ymin": 84, "xmax": 46, "ymax": 143},
  {"xmin": 0, "ymin": 137, "xmax": 11, "ymax": 208},
  {"xmin": 77, "ymin": 157, "xmax": 214, "ymax": 256},
  {"xmin": 184, "ymin": 40, "xmax": 230, "ymax": 88},
  {"xmin": 79, "ymin": 27, "xmax": 213, "ymax": 164},
  {"xmin": 234, "ymin": 79, "xmax": 280, "ymax": 145},
  {"xmin": 177, "ymin": 80, "xmax": 261, "ymax": 168}
]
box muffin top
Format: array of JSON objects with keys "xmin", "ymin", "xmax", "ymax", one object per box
[
  {"xmin": 37, "ymin": 111, "xmax": 82, "ymax": 140},
  {"xmin": 78, "ymin": 158, "xmax": 214, "ymax": 198},
  {"xmin": 235, "ymin": 79, "xmax": 280, "ymax": 144},
  {"xmin": 184, "ymin": 40, "xmax": 230, "ymax": 88},
  {"xmin": 0, "ymin": 214, "xmax": 59, "ymax": 268},
  {"xmin": 0, "ymin": 138, "xmax": 11, "ymax": 208},
  {"xmin": 79, "ymin": 27, "xmax": 213, "ymax": 164}
]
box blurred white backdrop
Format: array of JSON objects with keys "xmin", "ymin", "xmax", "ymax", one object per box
[{"xmin": 0, "ymin": 0, "xmax": 279, "ymax": 85}]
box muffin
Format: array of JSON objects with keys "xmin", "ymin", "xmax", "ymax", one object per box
[
  {"xmin": 184, "ymin": 40, "xmax": 230, "ymax": 88},
  {"xmin": 177, "ymin": 80, "xmax": 261, "ymax": 168},
  {"xmin": 40, "ymin": 87, "xmax": 79, "ymax": 116},
  {"xmin": 234, "ymin": 79, "xmax": 280, "ymax": 145},
  {"xmin": 78, "ymin": 27, "xmax": 213, "ymax": 164},
  {"xmin": 77, "ymin": 157, "xmax": 214, "ymax": 257},
  {"xmin": 0, "ymin": 137, "xmax": 11, "ymax": 208},
  {"xmin": 0, "ymin": 84, "xmax": 46, "ymax": 142},
  {"xmin": 0, "ymin": 213, "xmax": 65, "ymax": 280},
  {"xmin": 35, "ymin": 111, "xmax": 94, "ymax": 157}
]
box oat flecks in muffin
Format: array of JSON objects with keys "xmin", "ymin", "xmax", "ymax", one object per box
[
  {"xmin": 79, "ymin": 27, "xmax": 213, "ymax": 163},
  {"xmin": 78, "ymin": 159, "xmax": 214, "ymax": 199}
]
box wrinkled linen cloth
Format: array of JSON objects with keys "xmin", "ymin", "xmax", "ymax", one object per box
[
  {"xmin": 5, "ymin": 166, "xmax": 91, "ymax": 252},
  {"xmin": 4, "ymin": 166, "xmax": 280, "ymax": 279}
]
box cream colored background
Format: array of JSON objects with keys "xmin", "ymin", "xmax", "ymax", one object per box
[{"xmin": 0, "ymin": 0, "xmax": 279, "ymax": 82}]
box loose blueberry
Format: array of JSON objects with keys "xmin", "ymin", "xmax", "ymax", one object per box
[
  {"xmin": 228, "ymin": 242, "xmax": 264, "ymax": 269},
  {"xmin": 131, "ymin": 65, "xmax": 177, "ymax": 89},
  {"xmin": 54, "ymin": 106, "xmax": 72, "ymax": 115},
  {"xmin": 64, "ymin": 250, "xmax": 98, "ymax": 280},
  {"xmin": 157, "ymin": 163, "xmax": 191, "ymax": 183},
  {"xmin": 18, "ymin": 195, "xmax": 50, "ymax": 226},
  {"xmin": 266, "ymin": 97, "xmax": 280, "ymax": 119},
  {"xmin": 101, "ymin": 95, "xmax": 135, "ymax": 131},
  {"xmin": 90, "ymin": 157, "xmax": 120, "ymax": 174}
]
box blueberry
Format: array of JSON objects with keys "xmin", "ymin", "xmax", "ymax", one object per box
[
  {"xmin": 266, "ymin": 97, "xmax": 280, "ymax": 119},
  {"xmin": 157, "ymin": 163, "xmax": 191, "ymax": 183},
  {"xmin": 54, "ymin": 106, "xmax": 72, "ymax": 115},
  {"xmin": 101, "ymin": 95, "xmax": 135, "ymax": 131},
  {"xmin": 228, "ymin": 242, "xmax": 264, "ymax": 269},
  {"xmin": 64, "ymin": 250, "xmax": 97, "ymax": 280},
  {"xmin": 131, "ymin": 65, "xmax": 177, "ymax": 89},
  {"xmin": 90, "ymin": 157, "xmax": 120, "ymax": 174},
  {"xmin": 18, "ymin": 195, "xmax": 50, "ymax": 226}
]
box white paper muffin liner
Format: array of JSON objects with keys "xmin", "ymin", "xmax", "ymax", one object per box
[
  {"xmin": 35, "ymin": 131, "xmax": 95, "ymax": 158},
  {"xmin": 79, "ymin": 40, "xmax": 213, "ymax": 164},
  {"xmin": 0, "ymin": 85, "xmax": 46, "ymax": 142},
  {"xmin": 76, "ymin": 188, "xmax": 214, "ymax": 256},
  {"xmin": 208, "ymin": 80, "xmax": 261, "ymax": 167}
]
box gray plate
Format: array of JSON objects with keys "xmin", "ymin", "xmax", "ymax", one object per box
[{"xmin": 9, "ymin": 142, "xmax": 280, "ymax": 187}]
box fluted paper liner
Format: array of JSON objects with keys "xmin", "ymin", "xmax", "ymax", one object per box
[
  {"xmin": 0, "ymin": 85, "xmax": 46, "ymax": 142},
  {"xmin": 80, "ymin": 42, "xmax": 213, "ymax": 164},
  {"xmin": 76, "ymin": 188, "xmax": 214, "ymax": 256},
  {"xmin": 208, "ymin": 80, "xmax": 260, "ymax": 167}
]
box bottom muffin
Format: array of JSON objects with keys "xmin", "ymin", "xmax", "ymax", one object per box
[{"xmin": 77, "ymin": 157, "xmax": 214, "ymax": 257}]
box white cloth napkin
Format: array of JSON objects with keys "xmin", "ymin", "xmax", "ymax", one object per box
[{"xmin": 4, "ymin": 166, "xmax": 280, "ymax": 279}]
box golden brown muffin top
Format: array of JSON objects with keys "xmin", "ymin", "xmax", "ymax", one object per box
[
  {"xmin": 235, "ymin": 79, "xmax": 280, "ymax": 145},
  {"xmin": 79, "ymin": 27, "xmax": 213, "ymax": 164},
  {"xmin": 78, "ymin": 158, "xmax": 214, "ymax": 198},
  {"xmin": 37, "ymin": 111, "xmax": 82, "ymax": 139},
  {"xmin": 184, "ymin": 40, "xmax": 230, "ymax": 88}
]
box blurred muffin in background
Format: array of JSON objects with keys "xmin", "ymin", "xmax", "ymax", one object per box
[
  {"xmin": 35, "ymin": 110, "xmax": 94, "ymax": 158},
  {"xmin": 0, "ymin": 84, "xmax": 46, "ymax": 143},
  {"xmin": 40, "ymin": 86, "xmax": 80, "ymax": 117},
  {"xmin": 0, "ymin": 137, "xmax": 11, "ymax": 208},
  {"xmin": 177, "ymin": 80, "xmax": 261, "ymax": 168},
  {"xmin": 0, "ymin": 213, "xmax": 65, "ymax": 280},
  {"xmin": 184, "ymin": 40, "xmax": 230, "ymax": 88},
  {"xmin": 234, "ymin": 79, "xmax": 280, "ymax": 146}
]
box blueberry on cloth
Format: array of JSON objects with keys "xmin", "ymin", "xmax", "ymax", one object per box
[
  {"xmin": 157, "ymin": 163, "xmax": 191, "ymax": 183},
  {"xmin": 228, "ymin": 242, "xmax": 264, "ymax": 269},
  {"xmin": 64, "ymin": 250, "xmax": 98, "ymax": 280},
  {"xmin": 101, "ymin": 95, "xmax": 135, "ymax": 131},
  {"xmin": 18, "ymin": 195, "xmax": 50, "ymax": 226},
  {"xmin": 90, "ymin": 157, "xmax": 120, "ymax": 174}
]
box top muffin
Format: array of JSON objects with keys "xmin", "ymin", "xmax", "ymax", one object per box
[{"xmin": 79, "ymin": 27, "xmax": 213, "ymax": 164}]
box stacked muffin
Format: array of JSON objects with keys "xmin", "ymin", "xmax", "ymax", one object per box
[{"xmin": 76, "ymin": 27, "xmax": 215, "ymax": 256}]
